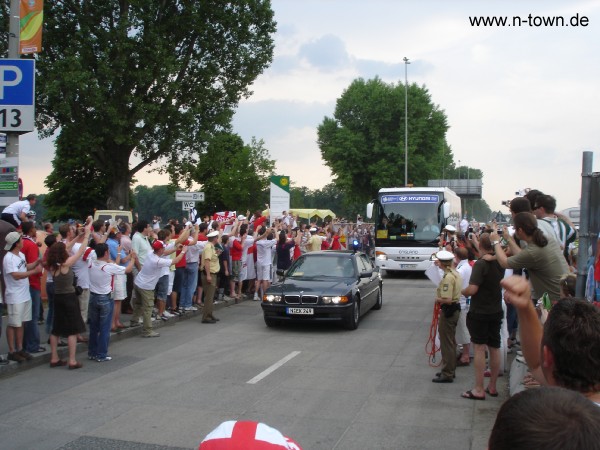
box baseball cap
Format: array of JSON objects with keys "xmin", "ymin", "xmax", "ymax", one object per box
[
  {"xmin": 237, "ymin": 215, "xmax": 246, "ymax": 221},
  {"xmin": 4, "ymin": 231, "xmax": 21, "ymax": 250},
  {"xmin": 309, "ymin": 227, "xmax": 317, "ymax": 232},
  {"xmin": 207, "ymin": 230, "xmax": 219, "ymax": 238},
  {"xmin": 444, "ymin": 225, "xmax": 457, "ymax": 232},
  {"xmin": 152, "ymin": 240, "xmax": 165, "ymax": 250}
]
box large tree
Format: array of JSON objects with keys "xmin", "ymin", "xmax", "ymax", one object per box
[
  {"xmin": 0, "ymin": 1, "xmax": 276, "ymax": 213},
  {"xmin": 317, "ymin": 77, "xmax": 452, "ymax": 203}
]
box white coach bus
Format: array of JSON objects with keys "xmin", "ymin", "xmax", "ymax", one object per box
[{"xmin": 366, "ymin": 187, "xmax": 462, "ymax": 273}]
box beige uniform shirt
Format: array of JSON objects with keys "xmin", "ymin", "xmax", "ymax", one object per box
[{"xmin": 436, "ymin": 268, "xmax": 462, "ymax": 303}]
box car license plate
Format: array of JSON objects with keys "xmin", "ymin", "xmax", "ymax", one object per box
[
  {"xmin": 400, "ymin": 264, "xmax": 417, "ymax": 269},
  {"xmin": 287, "ymin": 307, "xmax": 314, "ymax": 315}
]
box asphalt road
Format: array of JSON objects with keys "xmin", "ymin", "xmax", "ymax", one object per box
[{"xmin": 0, "ymin": 273, "xmax": 506, "ymax": 449}]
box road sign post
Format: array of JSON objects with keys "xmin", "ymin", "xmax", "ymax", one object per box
[
  {"xmin": 175, "ymin": 191, "xmax": 204, "ymax": 202},
  {"xmin": 181, "ymin": 201, "xmax": 196, "ymax": 211}
]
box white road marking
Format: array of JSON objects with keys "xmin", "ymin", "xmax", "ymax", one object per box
[{"xmin": 246, "ymin": 351, "xmax": 301, "ymax": 384}]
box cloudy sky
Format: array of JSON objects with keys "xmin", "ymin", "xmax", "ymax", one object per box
[{"xmin": 20, "ymin": 0, "xmax": 600, "ymax": 215}]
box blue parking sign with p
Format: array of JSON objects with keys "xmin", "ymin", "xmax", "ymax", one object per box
[
  {"xmin": 0, "ymin": 59, "xmax": 35, "ymax": 132},
  {"xmin": 0, "ymin": 59, "xmax": 34, "ymax": 104}
]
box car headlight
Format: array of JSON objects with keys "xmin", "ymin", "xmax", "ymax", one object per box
[
  {"xmin": 264, "ymin": 294, "xmax": 282, "ymax": 303},
  {"xmin": 375, "ymin": 251, "xmax": 388, "ymax": 261},
  {"xmin": 322, "ymin": 295, "xmax": 349, "ymax": 304}
]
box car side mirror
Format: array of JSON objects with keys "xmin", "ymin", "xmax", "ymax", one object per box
[{"xmin": 360, "ymin": 270, "xmax": 373, "ymax": 278}]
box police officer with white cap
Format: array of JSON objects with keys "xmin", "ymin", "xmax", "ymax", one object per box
[{"xmin": 432, "ymin": 249, "xmax": 463, "ymax": 383}]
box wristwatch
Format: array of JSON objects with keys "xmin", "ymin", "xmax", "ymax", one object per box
[{"xmin": 491, "ymin": 240, "xmax": 500, "ymax": 246}]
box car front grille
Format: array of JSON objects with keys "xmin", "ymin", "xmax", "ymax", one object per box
[
  {"xmin": 301, "ymin": 295, "xmax": 319, "ymax": 304},
  {"xmin": 284, "ymin": 295, "xmax": 319, "ymax": 305}
]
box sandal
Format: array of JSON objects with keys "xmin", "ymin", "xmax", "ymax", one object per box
[
  {"xmin": 49, "ymin": 359, "xmax": 67, "ymax": 368},
  {"xmin": 68, "ymin": 362, "xmax": 83, "ymax": 370},
  {"xmin": 485, "ymin": 387, "xmax": 499, "ymax": 397},
  {"xmin": 461, "ymin": 390, "xmax": 485, "ymax": 400}
]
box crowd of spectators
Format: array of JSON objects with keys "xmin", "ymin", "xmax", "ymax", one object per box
[
  {"xmin": 0, "ymin": 205, "xmax": 378, "ymax": 368},
  {"xmin": 430, "ymin": 187, "xmax": 600, "ymax": 446}
]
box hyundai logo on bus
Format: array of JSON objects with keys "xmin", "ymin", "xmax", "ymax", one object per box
[
  {"xmin": 0, "ymin": 59, "xmax": 35, "ymax": 133},
  {"xmin": 381, "ymin": 195, "xmax": 439, "ymax": 204}
]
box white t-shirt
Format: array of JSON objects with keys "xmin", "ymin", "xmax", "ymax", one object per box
[
  {"xmin": 132, "ymin": 232, "xmax": 151, "ymax": 265},
  {"xmin": 134, "ymin": 251, "xmax": 172, "ymax": 290},
  {"xmin": 456, "ymin": 259, "xmax": 473, "ymax": 309},
  {"xmin": 2, "ymin": 200, "xmax": 31, "ymax": 224},
  {"xmin": 186, "ymin": 240, "xmax": 206, "ymax": 264},
  {"xmin": 256, "ymin": 239, "xmax": 276, "ymax": 266},
  {"xmin": 160, "ymin": 242, "xmax": 176, "ymax": 277},
  {"xmin": 3, "ymin": 251, "xmax": 31, "ymax": 304},
  {"xmin": 71, "ymin": 243, "xmax": 94, "ymax": 289},
  {"xmin": 89, "ymin": 260, "xmax": 127, "ymax": 295}
]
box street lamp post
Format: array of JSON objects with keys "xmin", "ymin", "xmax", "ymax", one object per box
[{"xmin": 403, "ymin": 57, "xmax": 410, "ymax": 187}]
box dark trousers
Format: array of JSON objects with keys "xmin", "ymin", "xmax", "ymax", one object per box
[{"xmin": 439, "ymin": 309, "xmax": 460, "ymax": 378}]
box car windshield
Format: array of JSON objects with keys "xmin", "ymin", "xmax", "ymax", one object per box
[{"xmin": 288, "ymin": 254, "xmax": 356, "ymax": 278}]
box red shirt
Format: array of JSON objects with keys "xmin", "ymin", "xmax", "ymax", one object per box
[
  {"xmin": 253, "ymin": 216, "xmax": 267, "ymax": 230},
  {"xmin": 231, "ymin": 238, "xmax": 243, "ymax": 261},
  {"xmin": 174, "ymin": 236, "xmax": 193, "ymax": 269},
  {"xmin": 21, "ymin": 236, "xmax": 41, "ymax": 290},
  {"xmin": 331, "ymin": 235, "xmax": 341, "ymax": 250}
]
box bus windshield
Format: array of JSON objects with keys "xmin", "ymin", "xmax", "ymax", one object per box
[{"xmin": 375, "ymin": 193, "xmax": 442, "ymax": 242}]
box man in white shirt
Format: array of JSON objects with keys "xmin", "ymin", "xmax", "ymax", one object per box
[
  {"xmin": 459, "ymin": 216, "xmax": 469, "ymax": 234},
  {"xmin": 131, "ymin": 239, "xmax": 186, "ymax": 337},
  {"xmin": 88, "ymin": 243, "xmax": 136, "ymax": 361},
  {"xmin": 1, "ymin": 195, "xmax": 36, "ymax": 228},
  {"xmin": 254, "ymin": 226, "xmax": 276, "ymax": 301},
  {"xmin": 2, "ymin": 231, "xmax": 42, "ymax": 362}
]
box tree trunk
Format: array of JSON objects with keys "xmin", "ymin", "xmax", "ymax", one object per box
[{"xmin": 106, "ymin": 175, "xmax": 131, "ymax": 210}]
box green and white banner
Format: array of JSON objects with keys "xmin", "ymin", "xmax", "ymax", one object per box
[{"xmin": 270, "ymin": 175, "xmax": 290, "ymax": 224}]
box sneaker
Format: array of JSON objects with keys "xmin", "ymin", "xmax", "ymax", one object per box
[
  {"xmin": 142, "ymin": 331, "xmax": 160, "ymax": 338},
  {"xmin": 0, "ymin": 355, "xmax": 9, "ymax": 365},
  {"xmin": 8, "ymin": 352, "xmax": 25, "ymax": 363},
  {"xmin": 18, "ymin": 350, "xmax": 33, "ymax": 361},
  {"xmin": 162, "ymin": 310, "xmax": 174, "ymax": 318},
  {"xmin": 88, "ymin": 355, "xmax": 97, "ymax": 361},
  {"xmin": 96, "ymin": 356, "xmax": 112, "ymax": 362},
  {"xmin": 129, "ymin": 321, "xmax": 141, "ymax": 328},
  {"xmin": 214, "ymin": 300, "xmax": 222, "ymax": 305},
  {"xmin": 184, "ymin": 306, "xmax": 196, "ymax": 312},
  {"xmin": 253, "ymin": 293, "xmax": 260, "ymax": 301},
  {"xmin": 160, "ymin": 313, "xmax": 169, "ymax": 321}
]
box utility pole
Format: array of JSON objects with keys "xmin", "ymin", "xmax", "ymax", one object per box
[
  {"xmin": 3, "ymin": 0, "xmax": 21, "ymax": 206},
  {"xmin": 403, "ymin": 57, "xmax": 410, "ymax": 187}
]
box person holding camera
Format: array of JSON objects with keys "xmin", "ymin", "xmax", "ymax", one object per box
[
  {"xmin": 46, "ymin": 222, "xmax": 92, "ymax": 369},
  {"xmin": 432, "ymin": 250, "xmax": 462, "ymax": 383}
]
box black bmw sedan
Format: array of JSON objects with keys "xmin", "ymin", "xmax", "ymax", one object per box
[{"xmin": 261, "ymin": 250, "xmax": 383, "ymax": 330}]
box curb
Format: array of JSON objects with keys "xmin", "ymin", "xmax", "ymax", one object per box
[{"xmin": 0, "ymin": 295, "xmax": 251, "ymax": 379}]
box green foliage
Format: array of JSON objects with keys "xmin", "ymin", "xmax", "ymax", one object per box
[
  {"xmin": 13, "ymin": 1, "xmax": 276, "ymax": 210},
  {"xmin": 318, "ymin": 77, "xmax": 451, "ymax": 203},
  {"xmin": 133, "ymin": 185, "xmax": 183, "ymax": 223},
  {"xmin": 194, "ymin": 134, "xmax": 275, "ymax": 213}
]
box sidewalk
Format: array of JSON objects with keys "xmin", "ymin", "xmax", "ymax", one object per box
[{"xmin": 0, "ymin": 295, "xmax": 248, "ymax": 378}]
